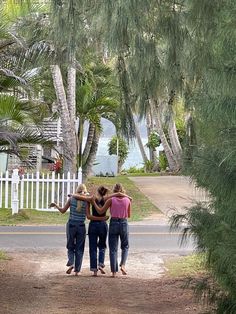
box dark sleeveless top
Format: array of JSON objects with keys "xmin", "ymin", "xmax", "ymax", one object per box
[{"xmin": 91, "ymin": 198, "xmax": 106, "ymax": 217}]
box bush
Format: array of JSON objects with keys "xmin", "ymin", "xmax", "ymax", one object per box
[
  {"xmin": 125, "ymin": 166, "xmax": 145, "ymax": 174},
  {"xmin": 159, "ymin": 153, "xmax": 168, "ymax": 171}
]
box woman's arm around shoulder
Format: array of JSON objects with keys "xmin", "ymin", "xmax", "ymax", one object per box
[
  {"xmin": 86, "ymin": 203, "xmax": 109, "ymax": 221},
  {"xmin": 103, "ymin": 192, "xmax": 132, "ymax": 201},
  {"xmin": 128, "ymin": 202, "xmax": 131, "ymax": 218},
  {"xmin": 92, "ymin": 197, "xmax": 112, "ymax": 214},
  {"xmin": 72, "ymin": 193, "xmax": 93, "ymax": 202}
]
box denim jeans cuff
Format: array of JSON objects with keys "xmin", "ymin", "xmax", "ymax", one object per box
[
  {"xmin": 98, "ymin": 263, "xmax": 105, "ymax": 268},
  {"xmin": 90, "ymin": 268, "xmax": 98, "ymax": 271}
]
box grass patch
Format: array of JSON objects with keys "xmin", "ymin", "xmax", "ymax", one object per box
[
  {"xmin": 165, "ymin": 254, "xmax": 206, "ymax": 278},
  {"xmin": 122, "ymin": 173, "xmax": 162, "ymax": 177},
  {"xmin": 86, "ymin": 176, "xmax": 159, "ymax": 221},
  {"xmin": 0, "ymin": 208, "xmax": 69, "ymax": 226},
  {"xmin": 0, "ymin": 250, "xmax": 10, "ymax": 260}
]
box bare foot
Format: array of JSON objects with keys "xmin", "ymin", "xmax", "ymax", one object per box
[
  {"xmin": 111, "ymin": 272, "xmax": 117, "ymax": 278},
  {"xmin": 74, "ymin": 272, "xmax": 81, "ymax": 276},
  {"xmin": 66, "ymin": 266, "xmax": 74, "ymax": 274},
  {"xmin": 98, "ymin": 267, "xmax": 106, "ymax": 275},
  {"xmin": 120, "ymin": 266, "xmax": 127, "ymax": 275},
  {"xmin": 92, "ymin": 271, "xmax": 98, "ymax": 277}
]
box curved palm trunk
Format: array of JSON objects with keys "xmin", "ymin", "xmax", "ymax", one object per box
[
  {"xmin": 78, "ymin": 117, "xmax": 85, "ymax": 168},
  {"xmin": 146, "ymin": 112, "xmax": 153, "ymax": 161},
  {"xmin": 67, "ymin": 66, "xmax": 76, "ymax": 121},
  {"xmin": 82, "ymin": 122, "xmax": 95, "ymax": 163},
  {"xmin": 134, "ymin": 120, "xmax": 148, "ymax": 164},
  {"xmin": 51, "ymin": 64, "xmax": 77, "ymax": 173},
  {"xmin": 82, "ymin": 127, "xmax": 100, "ymax": 181},
  {"xmin": 147, "ymin": 109, "xmax": 159, "ymax": 171},
  {"xmin": 149, "ymin": 98, "xmax": 178, "ymax": 172},
  {"xmin": 168, "ymin": 112, "xmax": 182, "ymax": 168}
]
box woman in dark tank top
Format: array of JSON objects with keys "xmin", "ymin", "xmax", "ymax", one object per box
[{"xmin": 88, "ymin": 186, "xmax": 109, "ymax": 276}]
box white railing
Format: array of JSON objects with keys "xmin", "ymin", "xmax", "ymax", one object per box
[{"xmin": 0, "ymin": 168, "xmax": 82, "ymax": 214}]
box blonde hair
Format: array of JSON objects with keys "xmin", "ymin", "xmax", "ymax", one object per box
[
  {"xmin": 113, "ymin": 183, "xmax": 125, "ymax": 193},
  {"xmin": 76, "ymin": 184, "xmax": 87, "ymax": 194}
]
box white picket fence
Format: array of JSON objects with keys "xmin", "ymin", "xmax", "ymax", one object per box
[{"xmin": 0, "ymin": 168, "xmax": 82, "ymax": 214}]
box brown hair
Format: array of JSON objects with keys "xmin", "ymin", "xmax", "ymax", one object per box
[
  {"xmin": 97, "ymin": 186, "xmax": 108, "ymax": 197},
  {"xmin": 113, "ymin": 183, "xmax": 125, "ymax": 193}
]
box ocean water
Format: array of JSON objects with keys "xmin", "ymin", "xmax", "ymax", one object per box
[{"xmin": 97, "ymin": 137, "xmax": 162, "ymax": 170}]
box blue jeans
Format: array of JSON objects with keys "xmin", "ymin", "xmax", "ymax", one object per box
[
  {"xmin": 88, "ymin": 221, "xmax": 108, "ymax": 271},
  {"xmin": 66, "ymin": 220, "xmax": 86, "ymax": 272},
  {"xmin": 108, "ymin": 218, "xmax": 129, "ymax": 273}
]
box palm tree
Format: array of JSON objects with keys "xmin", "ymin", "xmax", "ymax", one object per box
[
  {"xmin": 0, "ymin": 1, "xmax": 51, "ymax": 160},
  {"xmin": 0, "ymin": 94, "xmax": 50, "ymax": 157},
  {"xmin": 75, "ymin": 62, "xmax": 119, "ymax": 179}
]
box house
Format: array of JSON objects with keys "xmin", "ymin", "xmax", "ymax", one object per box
[{"xmin": 3, "ymin": 117, "xmax": 63, "ymax": 173}]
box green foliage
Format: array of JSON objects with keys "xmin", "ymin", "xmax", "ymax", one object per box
[
  {"xmin": 143, "ymin": 160, "xmax": 154, "ymax": 173},
  {"xmin": 108, "ymin": 136, "xmax": 128, "ymax": 171},
  {"xmin": 146, "ymin": 131, "xmax": 161, "ymax": 150},
  {"xmin": 124, "ymin": 166, "xmax": 145, "ymax": 174},
  {"xmin": 159, "ymin": 153, "xmax": 168, "ymax": 171}
]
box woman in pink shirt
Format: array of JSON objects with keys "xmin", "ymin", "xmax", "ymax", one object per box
[{"xmin": 92, "ymin": 183, "xmax": 131, "ymax": 277}]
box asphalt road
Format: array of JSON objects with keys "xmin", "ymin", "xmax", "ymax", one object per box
[
  {"xmin": 0, "ymin": 224, "xmax": 193, "ymax": 254},
  {"xmin": 0, "ymin": 176, "xmax": 199, "ymax": 255}
]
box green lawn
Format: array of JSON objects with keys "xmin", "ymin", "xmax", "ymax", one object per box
[
  {"xmin": 165, "ymin": 254, "xmax": 206, "ymax": 278},
  {"xmin": 0, "ymin": 250, "xmax": 10, "ymax": 260},
  {"xmin": 86, "ymin": 176, "xmax": 159, "ymax": 221},
  {"xmin": 0, "ymin": 176, "xmax": 159, "ymax": 225}
]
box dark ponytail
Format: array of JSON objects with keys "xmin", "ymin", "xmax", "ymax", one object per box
[{"xmin": 97, "ymin": 186, "xmax": 108, "ymax": 197}]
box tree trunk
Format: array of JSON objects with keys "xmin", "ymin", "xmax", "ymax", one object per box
[
  {"xmin": 82, "ymin": 127, "xmax": 100, "ymax": 182},
  {"xmin": 51, "ymin": 64, "xmax": 77, "ymax": 173},
  {"xmin": 168, "ymin": 112, "xmax": 182, "ymax": 169},
  {"xmin": 150, "ymin": 108, "xmax": 159, "ymax": 171},
  {"xmin": 149, "ymin": 98, "xmax": 178, "ymax": 172},
  {"xmin": 146, "ymin": 112, "xmax": 152, "ymax": 161},
  {"xmin": 83, "ymin": 122, "xmax": 95, "ymax": 163},
  {"xmin": 134, "ymin": 120, "xmax": 149, "ymax": 164},
  {"xmin": 67, "ymin": 66, "xmax": 76, "ymax": 121},
  {"xmin": 77, "ymin": 117, "xmax": 84, "ymax": 168}
]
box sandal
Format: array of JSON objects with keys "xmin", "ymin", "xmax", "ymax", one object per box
[
  {"xmin": 98, "ymin": 266, "xmax": 106, "ymax": 274},
  {"xmin": 66, "ymin": 265, "xmax": 74, "ymax": 274}
]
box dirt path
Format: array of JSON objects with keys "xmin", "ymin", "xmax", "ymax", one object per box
[
  {"xmin": 129, "ymin": 176, "xmax": 208, "ymax": 219},
  {"xmin": 0, "ymin": 250, "xmax": 203, "ymax": 314}
]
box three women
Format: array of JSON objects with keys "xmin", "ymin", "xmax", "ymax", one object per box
[{"xmin": 51, "ymin": 183, "xmax": 131, "ymax": 277}]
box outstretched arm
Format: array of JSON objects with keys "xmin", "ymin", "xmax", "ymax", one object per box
[
  {"xmin": 49, "ymin": 199, "xmax": 70, "ymax": 214},
  {"xmin": 92, "ymin": 198, "xmax": 112, "ymax": 214}
]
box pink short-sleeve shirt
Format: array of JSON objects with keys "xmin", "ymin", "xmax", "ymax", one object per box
[{"xmin": 110, "ymin": 197, "xmax": 130, "ymax": 218}]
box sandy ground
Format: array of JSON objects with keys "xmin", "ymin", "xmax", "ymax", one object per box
[{"xmin": 0, "ymin": 250, "xmax": 205, "ymax": 314}]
